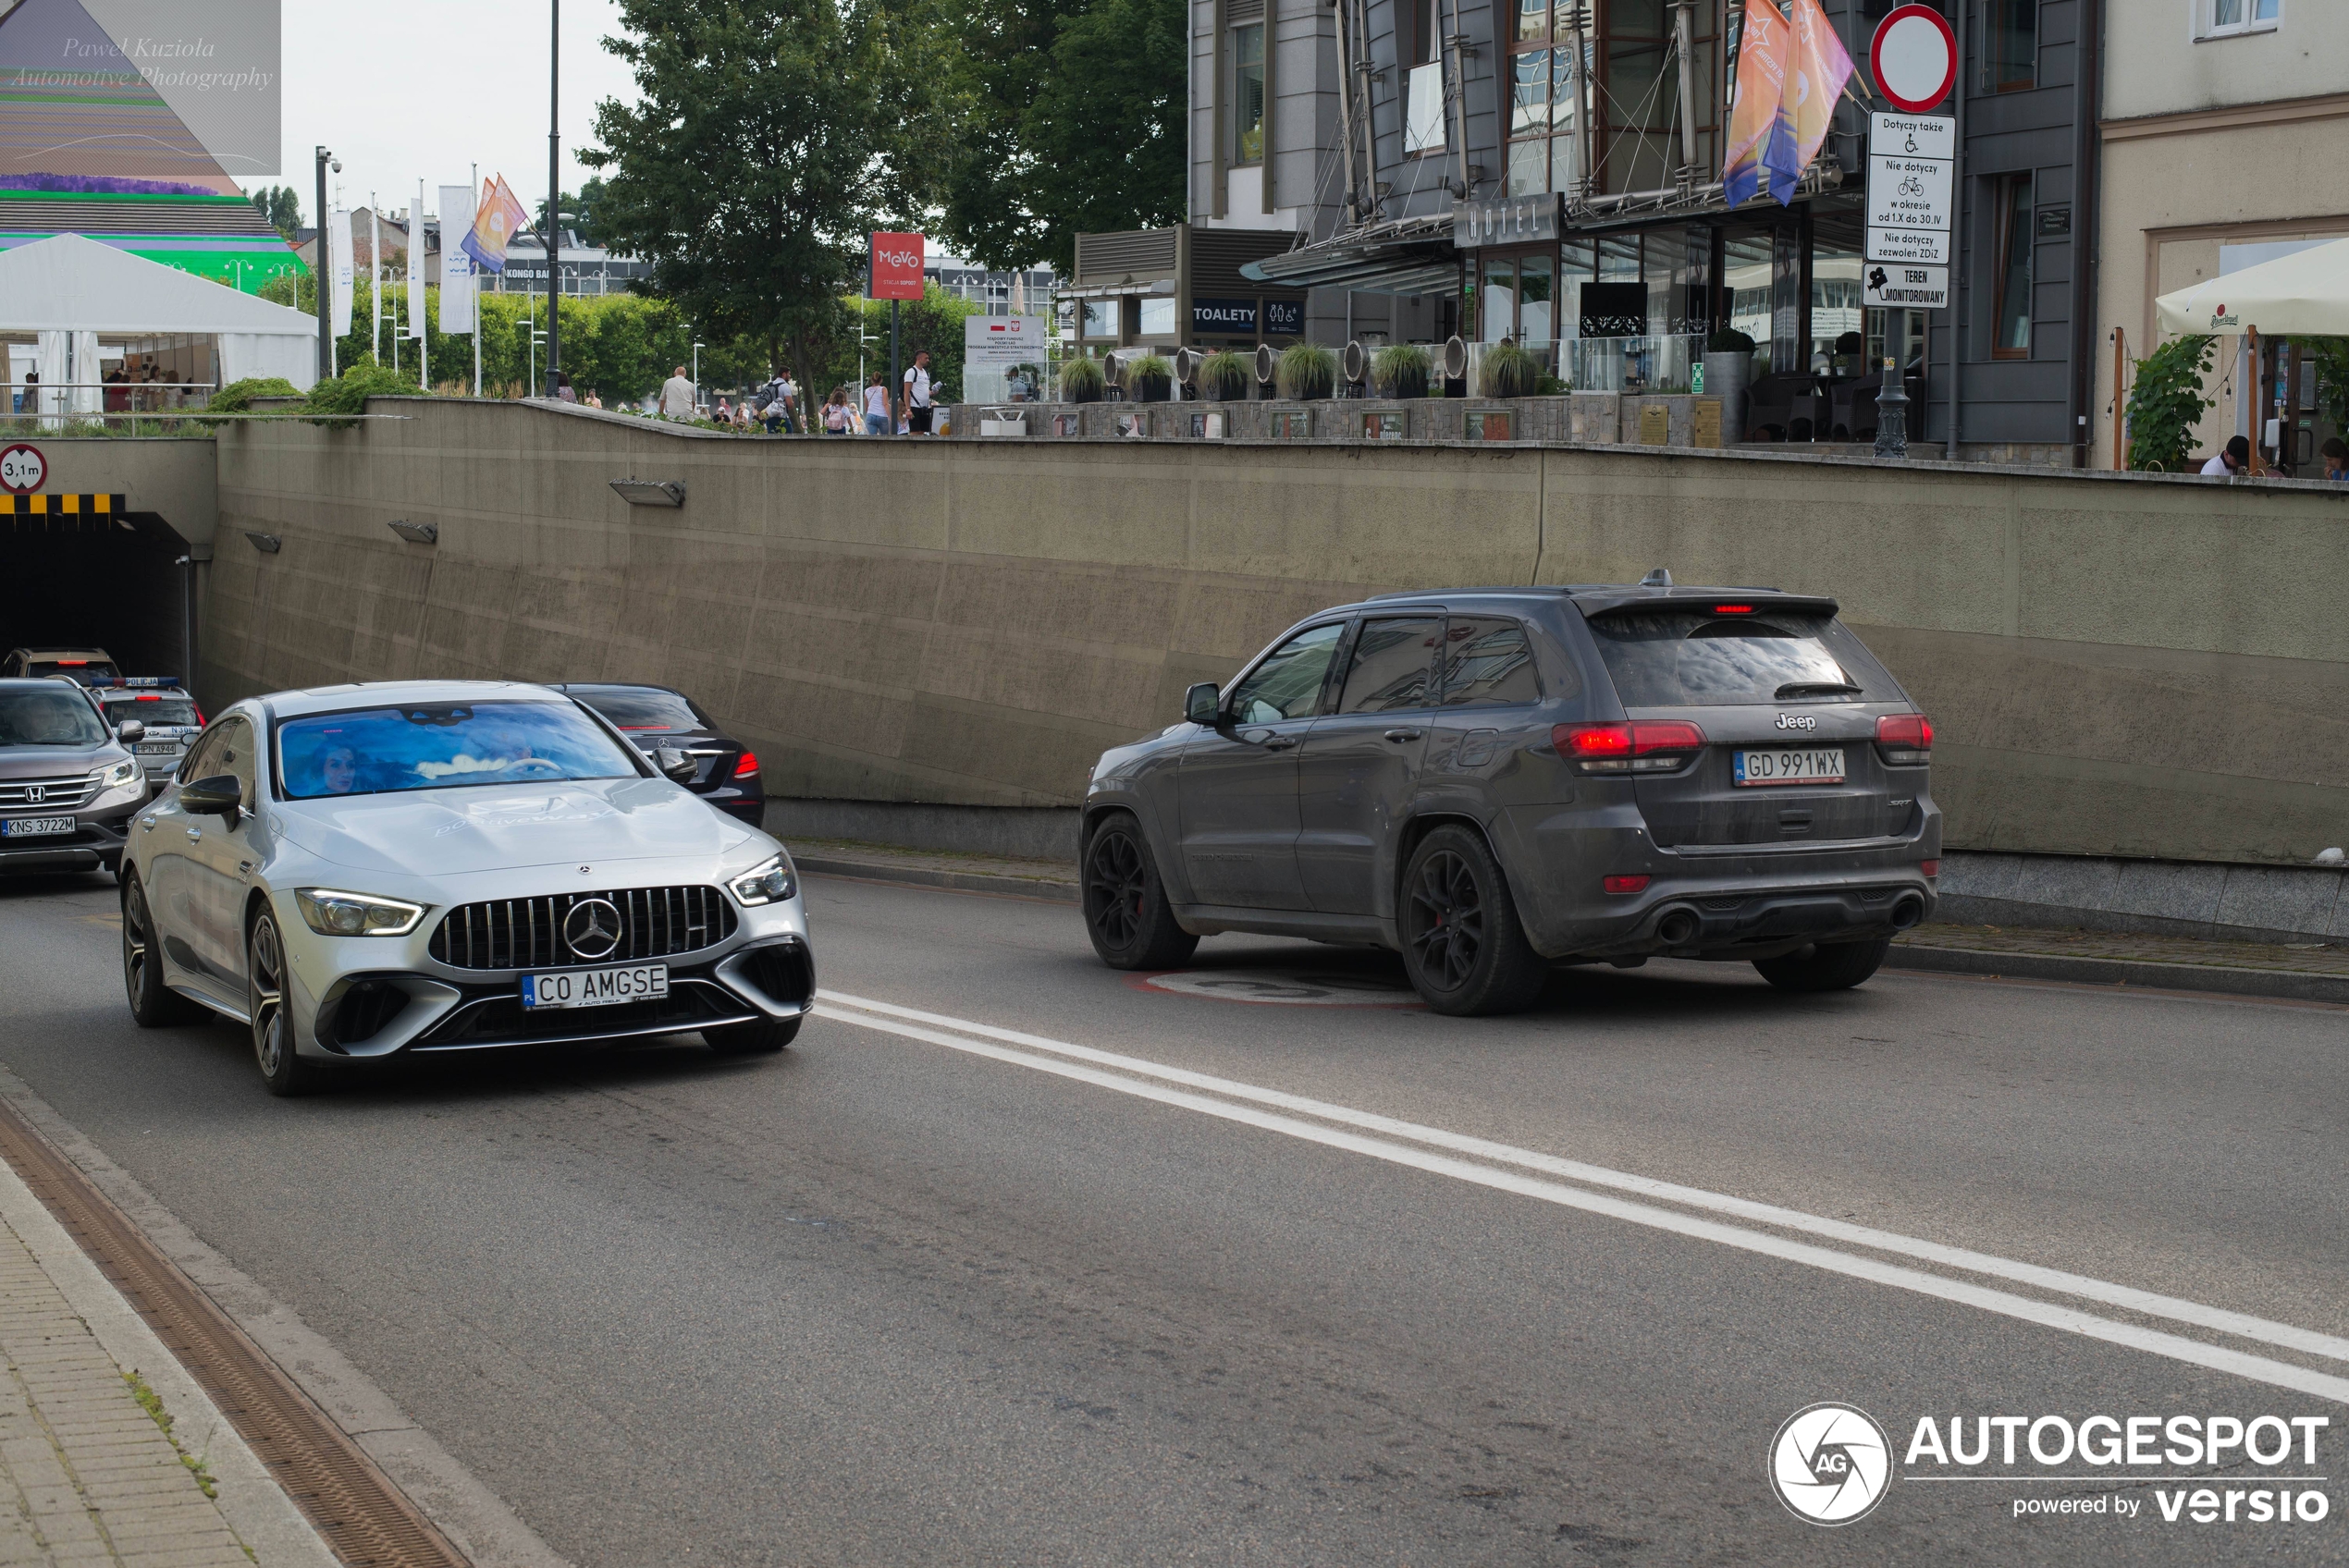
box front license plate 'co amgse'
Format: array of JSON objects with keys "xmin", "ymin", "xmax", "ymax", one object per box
[
  {"xmin": 520, "ymin": 963, "xmax": 670, "ymax": 1011},
  {"xmin": 1733, "ymin": 748, "xmax": 1847, "ymax": 787}
]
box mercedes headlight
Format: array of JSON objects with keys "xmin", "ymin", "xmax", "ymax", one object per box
[
  {"xmin": 90, "ymin": 758, "xmax": 141, "ymax": 790},
  {"xmin": 727, "ymin": 852, "xmax": 797, "ymax": 907},
  {"xmin": 294, "ymin": 888, "xmax": 426, "ymax": 937}
]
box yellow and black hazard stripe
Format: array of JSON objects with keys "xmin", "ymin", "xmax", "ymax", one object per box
[{"xmin": 0, "ymin": 494, "xmax": 127, "ymax": 516}]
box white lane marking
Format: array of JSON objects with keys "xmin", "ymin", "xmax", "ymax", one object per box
[{"xmin": 821, "ymin": 991, "xmax": 2349, "ymax": 1403}]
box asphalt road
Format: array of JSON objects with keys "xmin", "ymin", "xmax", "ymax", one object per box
[{"xmin": 0, "ymin": 867, "xmax": 2343, "ymax": 1566}]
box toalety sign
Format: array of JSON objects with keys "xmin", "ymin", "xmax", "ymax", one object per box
[{"xmin": 1772, "ymin": 1403, "xmax": 2332, "ymax": 1528}]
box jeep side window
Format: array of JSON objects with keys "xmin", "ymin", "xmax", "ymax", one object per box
[
  {"xmin": 1337, "ymin": 617, "xmax": 1441, "ymax": 713},
  {"xmin": 1437, "ymin": 617, "xmax": 1543, "ymax": 706},
  {"xmin": 1226, "ymin": 623, "xmax": 1345, "ymax": 724}
]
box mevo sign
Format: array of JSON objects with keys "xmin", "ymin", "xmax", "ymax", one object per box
[{"xmin": 870, "ymin": 232, "xmax": 925, "ymax": 300}]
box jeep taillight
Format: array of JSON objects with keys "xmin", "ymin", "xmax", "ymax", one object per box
[
  {"xmin": 1555, "ymin": 721, "xmax": 1706, "ymax": 773},
  {"xmin": 1876, "ymin": 713, "xmax": 1933, "ymax": 766}
]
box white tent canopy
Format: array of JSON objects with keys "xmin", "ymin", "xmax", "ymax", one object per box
[
  {"xmin": 2155, "ymin": 235, "xmax": 2349, "ymax": 337},
  {"xmin": 0, "ymin": 233, "xmax": 316, "ymax": 390}
]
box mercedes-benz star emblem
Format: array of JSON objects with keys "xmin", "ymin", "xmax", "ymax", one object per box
[
  {"xmin": 23, "ymin": 785, "xmax": 43, "ymax": 804},
  {"xmin": 562, "ymin": 898, "xmax": 623, "ymax": 961}
]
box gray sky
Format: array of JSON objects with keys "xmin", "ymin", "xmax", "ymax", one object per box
[{"xmin": 260, "ymin": 0, "xmax": 640, "ymax": 228}]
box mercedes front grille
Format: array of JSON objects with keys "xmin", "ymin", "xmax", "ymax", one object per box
[{"xmin": 427, "ymin": 886, "xmax": 739, "ymax": 970}]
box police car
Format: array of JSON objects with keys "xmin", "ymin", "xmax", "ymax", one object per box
[{"xmin": 87, "ymin": 678, "xmax": 203, "ymax": 775}]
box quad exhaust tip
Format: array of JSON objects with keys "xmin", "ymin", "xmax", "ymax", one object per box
[{"xmin": 1654, "ymin": 909, "xmax": 1698, "ymax": 946}]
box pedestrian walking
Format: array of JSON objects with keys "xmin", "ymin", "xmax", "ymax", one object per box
[
  {"xmin": 900, "ymin": 349, "xmax": 935, "ymax": 435},
  {"xmin": 555, "ymin": 372, "xmax": 577, "ymax": 404},
  {"xmin": 659, "ymin": 364, "xmax": 695, "ymax": 420},
  {"xmin": 862, "ymin": 374, "xmax": 891, "ymax": 435},
  {"xmin": 2322, "ymin": 437, "xmax": 2348, "ymax": 482},
  {"xmin": 823, "ymin": 386, "xmax": 854, "ymax": 434}
]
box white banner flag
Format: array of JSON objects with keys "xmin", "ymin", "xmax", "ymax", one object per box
[
  {"xmin": 437, "ymin": 184, "xmax": 477, "ymax": 334},
  {"xmin": 328, "ymin": 208, "xmax": 354, "ymax": 337},
  {"xmin": 407, "ymin": 180, "xmax": 427, "ymax": 338}
]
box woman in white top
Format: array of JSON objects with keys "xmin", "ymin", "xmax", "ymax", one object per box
[{"xmin": 862, "ymin": 374, "xmax": 892, "ymax": 435}]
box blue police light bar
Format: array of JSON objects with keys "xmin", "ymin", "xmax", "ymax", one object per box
[{"xmin": 90, "ymin": 677, "xmax": 179, "ymax": 689}]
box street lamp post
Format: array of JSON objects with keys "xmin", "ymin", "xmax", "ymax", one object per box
[
  {"xmin": 544, "ymin": 0, "xmax": 561, "ymax": 398},
  {"xmin": 313, "ymin": 145, "xmax": 338, "ymax": 381}
]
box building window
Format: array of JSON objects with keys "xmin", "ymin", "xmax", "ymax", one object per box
[
  {"xmin": 1232, "ymin": 25, "xmax": 1265, "ymax": 165},
  {"xmin": 1984, "ymin": 0, "xmax": 2036, "ymax": 92},
  {"xmin": 2201, "ymin": 0, "xmax": 2281, "ymax": 37},
  {"xmin": 1991, "ymin": 173, "xmax": 2034, "ymax": 359}
]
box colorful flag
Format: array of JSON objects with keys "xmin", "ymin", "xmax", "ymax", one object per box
[
  {"xmin": 461, "ymin": 176, "xmax": 529, "ymax": 275},
  {"xmin": 1723, "ymin": 1, "xmax": 1795, "ymax": 208},
  {"xmin": 1785, "ymin": 0, "xmax": 1856, "ymax": 182}
]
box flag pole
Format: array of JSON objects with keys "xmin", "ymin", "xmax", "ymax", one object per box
[
  {"xmin": 370, "ymin": 198, "xmax": 382, "ymax": 364},
  {"xmin": 471, "ymin": 165, "xmax": 483, "ymax": 398},
  {"xmin": 417, "ymin": 177, "xmax": 429, "ymax": 391}
]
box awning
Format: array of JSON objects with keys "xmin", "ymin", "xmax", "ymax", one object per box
[
  {"xmin": 2155, "ymin": 236, "xmax": 2349, "ymax": 337},
  {"xmin": 1240, "ymin": 214, "xmax": 1460, "ymax": 297}
]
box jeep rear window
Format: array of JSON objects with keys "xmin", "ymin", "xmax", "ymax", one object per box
[
  {"xmin": 1584, "ymin": 611, "xmax": 1900, "ymax": 708},
  {"xmin": 565, "ymin": 686, "xmax": 707, "ymax": 732}
]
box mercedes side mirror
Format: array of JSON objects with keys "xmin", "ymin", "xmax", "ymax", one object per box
[
  {"xmin": 655, "ymin": 747, "xmax": 699, "ymax": 783},
  {"xmin": 1185, "ymin": 682, "xmax": 1221, "ymax": 727},
  {"xmin": 115, "ymin": 719, "xmax": 145, "ymax": 744},
  {"xmin": 178, "ymin": 774, "xmax": 241, "ymax": 820}
]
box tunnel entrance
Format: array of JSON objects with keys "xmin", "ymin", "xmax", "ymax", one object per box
[{"xmin": 0, "ymin": 511, "xmax": 191, "ymax": 684}]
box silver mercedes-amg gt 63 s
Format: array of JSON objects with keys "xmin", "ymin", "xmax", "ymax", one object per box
[{"xmin": 118, "ymin": 680, "xmax": 813, "ymax": 1094}]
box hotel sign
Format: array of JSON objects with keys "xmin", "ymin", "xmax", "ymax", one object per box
[{"xmin": 1454, "ymin": 194, "xmax": 1562, "ymax": 249}]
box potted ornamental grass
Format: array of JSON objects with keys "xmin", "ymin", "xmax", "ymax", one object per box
[
  {"xmin": 1125, "ymin": 353, "xmax": 1174, "ymax": 403},
  {"xmin": 1479, "ymin": 340, "xmax": 1543, "ymax": 399},
  {"xmin": 1277, "ymin": 342, "xmax": 1337, "ymax": 401},
  {"xmin": 1371, "ymin": 343, "xmax": 1433, "ymax": 399},
  {"xmin": 1199, "ymin": 349, "xmax": 1252, "ymax": 402},
  {"xmin": 1059, "ymin": 355, "xmax": 1106, "ymax": 404}
]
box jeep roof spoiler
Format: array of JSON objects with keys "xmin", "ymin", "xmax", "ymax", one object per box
[{"xmin": 1571, "ymin": 588, "xmax": 1840, "ymax": 619}]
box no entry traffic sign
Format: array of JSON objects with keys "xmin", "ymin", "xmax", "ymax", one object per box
[{"xmin": 1871, "ymin": 4, "xmax": 1958, "ymax": 114}]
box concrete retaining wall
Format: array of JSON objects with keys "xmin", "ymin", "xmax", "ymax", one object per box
[{"xmin": 202, "ymin": 398, "xmax": 2349, "ymax": 867}]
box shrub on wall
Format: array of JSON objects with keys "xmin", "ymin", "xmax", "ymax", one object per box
[
  {"xmin": 1277, "ymin": 342, "xmax": 1336, "ymax": 400},
  {"xmin": 2125, "ymin": 335, "xmax": 2215, "ymax": 472}
]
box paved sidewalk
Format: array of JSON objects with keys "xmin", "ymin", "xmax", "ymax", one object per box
[
  {"xmin": 785, "ymin": 839, "xmax": 2349, "ymax": 1003},
  {"xmin": 0, "ymin": 1214, "xmax": 252, "ymax": 1566}
]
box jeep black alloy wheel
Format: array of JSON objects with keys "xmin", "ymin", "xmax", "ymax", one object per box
[
  {"xmin": 120, "ymin": 870, "xmax": 203, "ymax": 1026},
  {"xmin": 247, "ymin": 909, "xmax": 315, "ymax": 1096},
  {"xmin": 1397, "ymin": 827, "xmax": 1546, "ymax": 1016},
  {"xmin": 1082, "ymin": 813, "xmax": 1198, "ymax": 971}
]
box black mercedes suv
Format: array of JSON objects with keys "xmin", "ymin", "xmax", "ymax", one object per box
[{"xmin": 1079, "ymin": 580, "xmax": 1940, "ymax": 1013}]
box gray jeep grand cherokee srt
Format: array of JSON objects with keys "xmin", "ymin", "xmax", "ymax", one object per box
[{"xmin": 1079, "ymin": 581, "xmax": 1940, "ymax": 1014}]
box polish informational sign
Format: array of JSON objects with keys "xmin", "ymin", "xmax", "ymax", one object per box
[
  {"xmin": 1863, "ymin": 261, "xmax": 1949, "ymax": 310},
  {"xmin": 964, "ymin": 314, "xmax": 1045, "ymax": 368},
  {"xmin": 1865, "ymin": 112, "xmax": 1954, "ymax": 266}
]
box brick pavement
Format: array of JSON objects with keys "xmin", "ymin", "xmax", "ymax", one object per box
[{"xmin": 0, "ymin": 1219, "xmax": 251, "ymax": 1567}]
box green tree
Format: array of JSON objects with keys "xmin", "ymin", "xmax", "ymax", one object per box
[
  {"xmin": 534, "ymin": 178, "xmax": 609, "ymax": 247},
  {"xmin": 931, "ymin": 0, "xmax": 1185, "ymax": 276},
  {"xmin": 246, "ymin": 184, "xmax": 302, "ymax": 240},
  {"xmin": 583, "ymin": 0, "xmax": 936, "ymax": 399}
]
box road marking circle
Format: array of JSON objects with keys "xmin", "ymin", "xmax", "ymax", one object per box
[{"xmin": 1138, "ymin": 969, "xmax": 1420, "ymax": 1007}]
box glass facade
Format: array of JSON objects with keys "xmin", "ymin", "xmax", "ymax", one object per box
[{"xmin": 1233, "ymin": 26, "xmax": 1266, "ymax": 164}]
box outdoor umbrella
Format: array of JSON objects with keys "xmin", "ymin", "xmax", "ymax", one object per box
[{"xmin": 2155, "ymin": 235, "xmax": 2349, "ymax": 337}]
